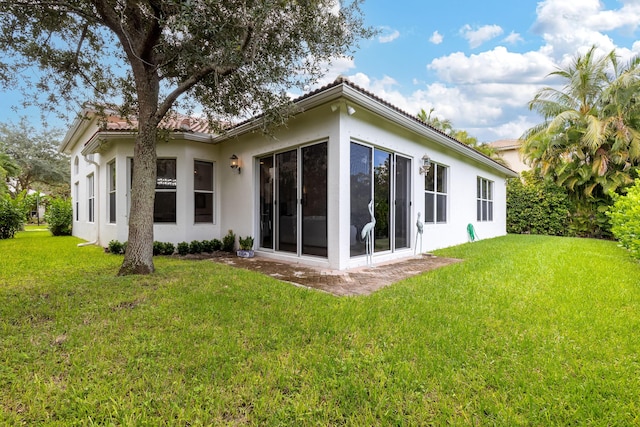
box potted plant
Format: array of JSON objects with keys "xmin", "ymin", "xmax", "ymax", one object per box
[{"xmin": 237, "ymin": 235, "xmax": 254, "ymax": 258}]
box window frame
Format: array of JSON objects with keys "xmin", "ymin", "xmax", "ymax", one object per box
[
  {"xmin": 107, "ymin": 160, "xmax": 116, "ymax": 224},
  {"xmin": 87, "ymin": 173, "xmax": 95, "ymax": 223},
  {"xmin": 477, "ymin": 176, "xmax": 494, "ymax": 222},
  {"xmin": 154, "ymin": 158, "xmax": 177, "ymax": 223},
  {"xmin": 424, "ymin": 163, "xmax": 448, "ymax": 224},
  {"xmin": 74, "ymin": 181, "xmax": 79, "ymax": 221},
  {"xmin": 193, "ymin": 159, "xmax": 215, "ymax": 224}
]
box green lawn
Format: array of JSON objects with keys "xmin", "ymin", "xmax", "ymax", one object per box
[{"xmin": 1, "ymin": 230, "xmax": 639, "ymax": 425}]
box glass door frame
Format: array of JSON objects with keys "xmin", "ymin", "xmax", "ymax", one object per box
[
  {"xmin": 349, "ymin": 141, "xmax": 412, "ymax": 258},
  {"xmin": 256, "ymin": 141, "xmax": 328, "ymax": 258}
]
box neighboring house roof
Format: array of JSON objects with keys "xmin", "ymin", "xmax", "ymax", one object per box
[
  {"xmin": 489, "ymin": 139, "xmax": 522, "ymax": 151},
  {"xmin": 487, "ymin": 139, "xmax": 529, "ymax": 173}
]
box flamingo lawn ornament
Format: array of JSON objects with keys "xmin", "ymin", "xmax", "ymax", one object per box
[
  {"xmin": 414, "ymin": 212, "xmax": 424, "ymax": 255},
  {"xmin": 361, "ymin": 200, "xmax": 376, "ymax": 266}
]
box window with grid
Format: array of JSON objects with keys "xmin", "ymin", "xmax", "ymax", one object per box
[
  {"xmin": 154, "ymin": 159, "xmax": 177, "ymax": 223},
  {"xmin": 194, "ymin": 160, "xmax": 214, "ymax": 223},
  {"xmin": 477, "ymin": 177, "xmax": 493, "ymax": 221},
  {"xmin": 424, "ymin": 163, "xmax": 447, "ymax": 223}
]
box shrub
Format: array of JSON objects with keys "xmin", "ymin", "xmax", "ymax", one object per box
[
  {"xmin": 201, "ymin": 239, "xmax": 214, "ymax": 253},
  {"xmin": 162, "ymin": 242, "xmax": 175, "ymax": 255},
  {"xmin": 507, "ymin": 172, "xmax": 571, "ymax": 236},
  {"xmin": 153, "ymin": 241, "xmax": 164, "ymax": 256},
  {"xmin": 154, "ymin": 241, "xmax": 176, "ymax": 256},
  {"xmin": 44, "ymin": 197, "xmax": 73, "ymax": 236},
  {"xmin": 108, "ymin": 240, "xmax": 125, "ymax": 254},
  {"xmin": 608, "ymin": 179, "xmax": 640, "ymax": 259},
  {"xmin": 211, "ymin": 239, "xmax": 222, "ymax": 251},
  {"xmin": 0, "ymin": 195, "xmax": 24, "ymax": 239},
  {"xmin": 189, "ymin": 240, "xmax": 203, "ymax": 254},
  {"xmin": 177, "ymin": 241, "xmax": 189, "ymax": 256},
  {"xmin": 568, "ymin": 199, "xmax": 612, "ymax": 239},
  {"xmin": 222, "ymin": 229, "xmax": 236, "ymax": 252}
]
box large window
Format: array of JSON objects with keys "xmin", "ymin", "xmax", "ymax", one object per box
[
  {"xmin": 194, "ymin": 160, "xmax": 214, "ymax": 223},
  {"xmin": 108, "ymin": 160, "xmax": 116, "ymax": 223},
  {"xmin": 424, "ymin": 163, "xmax": 447, "ymax": 223},
  {"xmin": 154, "ymin": 159, "xmax": 177, "ymax": 223},
  {"xmin": 477, "ymin": 177, "xmax": 494, "ymax": 221},
  {"xmin": 87, "ymin": 173, "xmax": 95, "ymax": 223}
]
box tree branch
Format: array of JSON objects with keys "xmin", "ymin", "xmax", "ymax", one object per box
[{"xmin": 157, "ymin": 24, "xmax": 254, "ymax": 119}]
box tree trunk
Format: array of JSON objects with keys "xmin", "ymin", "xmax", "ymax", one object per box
[
  {"xmin": 118, "ymin": 121, "xmax": 157, "ymax": 275},
  {"xmin": 118, "ymin": 72, "xmax": 160, "ymax": 275}
]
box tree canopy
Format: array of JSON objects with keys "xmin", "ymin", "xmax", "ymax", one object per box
[
  {"xmin": 0, "ymin": 119, "xmax": 69, "ymax": 197},
  {"xmin": 0, "ymin": 0, "xmax": 371, "ymax": 275}
]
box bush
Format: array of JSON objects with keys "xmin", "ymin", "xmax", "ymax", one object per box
[
  {"xmin": 108, "ymin": 240, "xmax": 125, "ymax": 254},
  {"xmin": 608, "ymin": 179, "xmax": 640, "ymax": 259},
  {"xmin": 153, "ymin": 241, "xmax": 164, "ymax": 256},
  {"xmin": 189, "ymin": 240, "xmax": 203, "ymax": 254},
  {"xmin": 568, "ymin": 199, "xmax": 612, "ymax": 239},
  {"xmin": 211, "ymin": 239, "xmax": 222, "ymax": 251},
  {"xmin": 161, "ymin": 242, "xmax": 175, "ymax": 255},
  {"xmin": 222, "ymin": 229, "xmax": 236, "ymax": 252},
  {"xmin": 201, "ymin": 239, "xmax": 214, "ymax": 253},
  {"xmin": 0, "ymin": 195, "xmax": 24, "ymax": 239},
  {"xmin": 507, "ymin": 172, "xmax": 571, "ymax": 236},
  {"xmin": 44, "ymin": 197, "xmax": 73, "ymax": 236},
  {"xmin": 177, "ymin": 242, "xmax": 189, "ymax": 256},
  {"xmin": 154, "ymin": 241, "xmax": 176, "ymax": 256}
]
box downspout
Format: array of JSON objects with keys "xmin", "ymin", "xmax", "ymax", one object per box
[{"xmin": 78, "ymin": 153, "xmax": 100, "ymax": 247}]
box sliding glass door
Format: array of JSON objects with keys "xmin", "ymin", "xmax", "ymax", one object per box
[
  {"xmin": 350, "ymin": 142, "xmax": 412, "ymax": 257},
  {"xmin": 258, "ymin": 142, "xmax": 327, "ymax": 258}
]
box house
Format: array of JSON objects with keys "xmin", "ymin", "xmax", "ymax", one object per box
[
  {"xmin": 488, "ymin": 139, "xmax": 529, "ymax": 173},
  {"xmin": 59, "ymin": 78, "xmax": 517, "ymax": 270}
]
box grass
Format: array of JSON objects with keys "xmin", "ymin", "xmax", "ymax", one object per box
[{"xmin": 1, "ymin": 230, "xmax": 639, "ymax": 425}]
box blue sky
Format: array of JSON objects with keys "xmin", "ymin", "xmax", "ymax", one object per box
[
  {"xmin": 313, "ymin": 0, "xmax": 640, "ymax": 141},
  {"xmin": 2, "ymin": 0, "xmax": 640, "ymax": 142}
]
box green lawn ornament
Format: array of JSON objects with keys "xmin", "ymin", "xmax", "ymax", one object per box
[{"xmin": 467, "ymin": 223, "xmax": 478, "ymax": 242}]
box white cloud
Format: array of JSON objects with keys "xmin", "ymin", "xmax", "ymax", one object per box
[
  {"xmin": 460, "ymin": 24, "xmax": 503, "ymax": 49},
  {"xmin": 428, "ymin": 47, "xmax": 556, "ymax": 85},
  {"xmin": 533, "ymin": 0, "xmax": 640, "ymax": 59},
  {"xmin": 379, "ymin": 27, "xmax": 400, "ymax": 43},
  {"xmin": 430, "ymin": 31, "xmax": 443, "ymax": 45},
  {"xmin": 503, "ymin": 31, "xmax": 523, "ymax": 45},
  {"xmin": 331, "ymin": 0, "xmax": 640, "ymax": 142}
]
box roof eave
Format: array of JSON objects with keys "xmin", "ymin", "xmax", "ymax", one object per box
[{"xmin": 213, "ymin": 82, "xmax": 517, "ymax": 177}]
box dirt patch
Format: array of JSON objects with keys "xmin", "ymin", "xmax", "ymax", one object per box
[{"xmin": 186, "ymin": 252, "xmax": 461, "ymax": 296}]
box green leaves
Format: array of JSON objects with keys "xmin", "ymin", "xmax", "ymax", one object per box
[
  {"xmin": 608, "ymin": 179, "xmax": 640, "ymax": 259},
  {"xmin": 523, "ymin": 46, "xmax": 640, "ymax": 202}
]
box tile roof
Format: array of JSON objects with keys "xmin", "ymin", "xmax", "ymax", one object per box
[{"xmin": 101, "ymin": 112, "xmax": 212, "ymax": 134}]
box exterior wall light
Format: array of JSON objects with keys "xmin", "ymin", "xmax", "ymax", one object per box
[
  {"xmin": 420, "ymin": 154, "xmax": 431, "ymax": 175},
  {"xmin": 230, "ymin": 154, "xmax": 241, "ymax": 174}
]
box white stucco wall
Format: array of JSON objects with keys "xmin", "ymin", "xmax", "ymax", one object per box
[
  {"xmin": 216, "ymin": 100, "xmax": 511, "ymax": 270},
  {"xmin": 64, "ymin": 89, "xmax": 513, "ymax": 270}
]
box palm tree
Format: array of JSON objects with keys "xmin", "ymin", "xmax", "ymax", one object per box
[
  {"xmin": 522, "ymin": 46, "xmax": 640, "ymax": 199},
  {"xmin": 417, "ymin": 108, "xmax": 454, "ymax": 135},
  {"xmin": 417, "ymin": 108, "xmax": 507, "ymax": 165}
]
